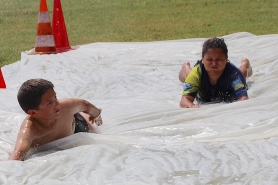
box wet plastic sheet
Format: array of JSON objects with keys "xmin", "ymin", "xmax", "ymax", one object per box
[{"xmin": 1, "ymin": 32, "xmax": 278, "ymax": 184}]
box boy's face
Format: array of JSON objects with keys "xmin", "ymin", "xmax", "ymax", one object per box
[
  {"xmin": 34, "ymin": 88, "xmax": 60, "ymax": 120},
  {"xmin": 202, "ymin": 48, "xmax": 228, "ymax": 74}
]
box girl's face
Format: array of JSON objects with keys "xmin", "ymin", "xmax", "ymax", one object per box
[{"xmin": 202, "ymin": 48, "xmax": 228, "ymax": 75}]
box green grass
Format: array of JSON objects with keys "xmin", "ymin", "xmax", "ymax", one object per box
[{"xmin": 1, "ymin": 0, "xmax": 278, "ymax": 67}]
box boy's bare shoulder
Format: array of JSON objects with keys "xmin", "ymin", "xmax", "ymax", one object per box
[
  {"xmin": 58, "ymin": 98, "xmax": 76, "ymax": 110},
  {"xmin": 58, "ymin": 98, "xmax": 84, "ymax": 111},
  {"xmin": 58, "ymin": 98, "xmax": 79, "ymax": 105},
  {"xmin": 58, "ymin": 98, "xmax": 70, "ymax": 103},
  {"xmin": 20, "ymin": 116, "xmax": 42, "ymax": 135},
  {"xmin": 16, "ymin": 116, "xmax": 43, "ymax": 147},
  {"xmin": 21, "ymin": 115, "xmax": 34, "ymax": 129}
]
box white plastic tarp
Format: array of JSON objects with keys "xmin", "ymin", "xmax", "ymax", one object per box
[{"xmin": 0, "ymin": 32, "xmax": 278, "ymax": 184}]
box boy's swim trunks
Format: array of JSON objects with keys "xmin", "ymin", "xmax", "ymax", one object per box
[{"xmin": 74, "ymin": 113, "xmax": 89, "ymax": 133}]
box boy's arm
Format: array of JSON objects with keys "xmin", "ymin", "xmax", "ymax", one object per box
[
  {"xmin": 8, "ymin": 119, "xmax": 33, "ymax": 161},
  {"xmin": 59, "ymin": 98, "xmax": 102, "ymax": 122},
  {"xmin": 8, "ymin": 137, "xmax": 32, "ymax": 161}
]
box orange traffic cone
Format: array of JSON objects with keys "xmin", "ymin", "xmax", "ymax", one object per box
[
  {"xmin": 0, "ymin": 68, "xmax": 6, "ymax": 88},
  {"xmin": 52, "ymin": 0, "xmax": 72, "ymax": 53},
  {"xmin": 34, "ymin": 0, "xmax": 56, "ymax": 54}
]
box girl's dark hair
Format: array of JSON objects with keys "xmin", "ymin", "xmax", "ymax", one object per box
[
  {"xmin": 17, "ymin": 79, "xmax": 54, "ymax": 113},
  {"xmin": 202, "ymin": 37, "xmax": 228, "ymax": 58}
]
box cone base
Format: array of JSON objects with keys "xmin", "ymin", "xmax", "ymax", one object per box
[
  {"xmin": 0, "ymin": 69, "xmax": 6, "ymax": 89},
  {"xmin": 56, "ymin": 47, "xmax": 73, "ymax": 53},
  {"xmin": 0, "ymin": 83, "xmax": 6, "ymax": 88},
  {"xmin": 34, "ymin": 47, "xmax": 57, "ymax": 54},
  {"xmin": 32, "ymin": 52, "xmax": 57, "ymax": 55}
]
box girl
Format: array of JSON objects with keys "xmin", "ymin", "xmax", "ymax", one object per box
[{"xmin": 179, "ymin": 37, "xmax": 252, "ymax": 108}]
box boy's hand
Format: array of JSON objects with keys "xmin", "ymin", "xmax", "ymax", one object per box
[
  {"xmin": 94, "ymin": 115, "xmax": 102, "ymax": 126},
  {"xmin": 89, "ymin": 111, "xmax": 103, "ymax": 126}
]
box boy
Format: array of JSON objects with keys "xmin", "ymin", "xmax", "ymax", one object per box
[
  {"xmin": 8, "ymin": 78, "xmax": 102, "ymax": 160},
  {"xmin": 179, "ymin": 37, "xmax": 253, "ymax": 108}
]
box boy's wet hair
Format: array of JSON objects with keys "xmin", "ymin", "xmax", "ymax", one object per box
[
  {"xmin": 202, "ymin": 37, "xmax": 228, "ymax": 58},
  {"xmin": 17, "ymin": 79, "xmax": 54, "ymax": 114}
]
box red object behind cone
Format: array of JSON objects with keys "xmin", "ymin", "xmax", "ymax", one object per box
[
  {"xmin": 0, "ymin": 68, "xmax": 6, "ymax": 88},
  {"xmin": 52, "ymin": 0, "xmax": 71, "ymax": 53}
]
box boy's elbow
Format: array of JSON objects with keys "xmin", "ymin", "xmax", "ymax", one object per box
[
  {"xmin": 8, "ymin": 150, "xmax": 27, "ymax": 161},
  {"xmin": 8, "ymin": 154, "xmax": 21, "ymax": 161}
]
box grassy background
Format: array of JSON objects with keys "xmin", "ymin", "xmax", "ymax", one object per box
[{"xmin": 0, "ymin": 0, "xmax": 278, "ymax": 67}]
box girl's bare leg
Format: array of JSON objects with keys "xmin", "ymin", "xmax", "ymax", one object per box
[
  {"xmin": 178, "ymin": 62, "xmax": 192, "ymax": 82},
  {"xmin": 239, "ymin": 58, "xmax": 253, "ymax": 78}
]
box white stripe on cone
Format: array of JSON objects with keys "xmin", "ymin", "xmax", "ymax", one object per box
[
  {"xmin": 38, "ymin": 12, "xmax": 51, "ymax": 23},
  {"xmin": 36, "ymin": 35, "xmax": 55, "ymax": 47}
]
